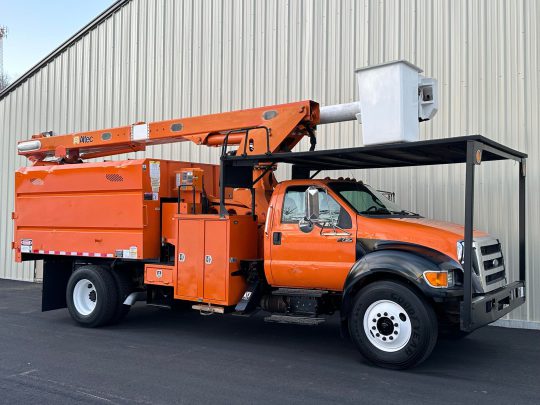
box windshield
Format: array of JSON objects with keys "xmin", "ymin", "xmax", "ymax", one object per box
[{"xmin": 328, "ymin": 182, "xmax": 419, "ymax": 217}]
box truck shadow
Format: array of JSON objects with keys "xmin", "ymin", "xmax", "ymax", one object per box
[{"xmin": 108, "ymin": 304, "xmax": 498, "ymax": 373}]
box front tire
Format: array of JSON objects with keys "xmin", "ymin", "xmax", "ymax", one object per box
[
  {"xmin": 66, "ymin": 265, "xmax": 118, "ymax": 327},
  {"xmin": 348, "ymin": 280, "xmax": 438, "ymax": 369}
]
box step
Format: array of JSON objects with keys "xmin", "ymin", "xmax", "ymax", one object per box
[
  {"xmin": 264, "ymin": 314, "xmax": 325, "ymax": 325},
  {"xmin": 192, "ymin": 304, "xmax": 225, "ymax": 314},
  {"xmin": 271, "ymin": 288, "xmax": 328, "ymax": 297}
]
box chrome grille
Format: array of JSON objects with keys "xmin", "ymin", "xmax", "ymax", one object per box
[{"xmin": 473, "ymin": 237, "xmax": 506, "ymax": 293}]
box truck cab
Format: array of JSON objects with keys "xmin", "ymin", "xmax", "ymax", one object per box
[{"xmin": 266, "ymin": 178, "xmax": 495, "ymax": 294}]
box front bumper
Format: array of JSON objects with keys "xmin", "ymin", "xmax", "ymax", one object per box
[{"xmin": 460, "ymin": 281, "xmax": 526, "ymax": 332}]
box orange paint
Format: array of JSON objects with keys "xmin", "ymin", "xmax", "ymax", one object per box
[
  {"xmin": 13, "ymin": 159, "xmax": 220, "ymax": 261},
  {"xmin": 145, "ymin": 264, "xmax": 175, "ymax": 286},
  {"xmin": 18, "ymin": 100, "xmax": 319, "ymax": 162},
  {"xmin": 265, "ymin": 179, "xmax": 476, "ymax": 292},
  {"xmin": 174, "ymin": 215, "xmax": 258, "ymax": 306}
]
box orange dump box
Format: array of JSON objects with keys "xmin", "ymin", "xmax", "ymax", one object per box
[{"xmin": 13, "ymin": 159, "xmax": 219, "ymax": 262}]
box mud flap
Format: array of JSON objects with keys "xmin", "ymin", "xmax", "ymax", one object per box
[
  {"xmin": 234, "ymin": 281, "xmax": 261, "ymax": 314},
  {"xmin": 42, "ymin": 259, "xmax": 73, "ymax": 311}
]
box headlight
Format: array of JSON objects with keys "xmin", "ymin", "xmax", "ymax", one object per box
[{"xmin": 456, "ymin": 241, "xmax": 464, "ymax": 263}]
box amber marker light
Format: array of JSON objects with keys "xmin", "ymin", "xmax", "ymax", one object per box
[{"xmin": 423, "ymin": 271, "xmax": 449, "ymax": 288}]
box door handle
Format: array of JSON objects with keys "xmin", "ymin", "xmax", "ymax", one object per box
[{"xmin": 273, "ymin": 232, "xmax": 282, "ymax": 245}]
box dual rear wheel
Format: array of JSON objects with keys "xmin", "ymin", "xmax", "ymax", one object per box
[{"xmin": 66, "ymin": 265, "xmax": 133, "ymax": 327}]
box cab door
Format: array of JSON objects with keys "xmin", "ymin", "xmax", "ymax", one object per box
[{"xmin": 268, "ymin": 185, "xmax": 356, "ymax": 291}]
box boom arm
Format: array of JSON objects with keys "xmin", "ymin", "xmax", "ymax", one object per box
[{"xmin": 17, "ymin": 100, "xmax": 320, "ymax": 164}]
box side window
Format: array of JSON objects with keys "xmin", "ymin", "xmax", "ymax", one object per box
[
  {"xmin": 282, "ymin": 187, "xmax": 306, "ymax": 223},
  {"xmin": 318, "ymin": 192, "xmax": 342, "ymax": 223},
  {"xmin": 281, "ymin": 186, "xmax": 352, "ymax": 229}
]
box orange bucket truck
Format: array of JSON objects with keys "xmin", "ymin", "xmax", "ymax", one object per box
[{"xmin": 12, "ymin": 61, "xmax": 526, "ymax": 368}]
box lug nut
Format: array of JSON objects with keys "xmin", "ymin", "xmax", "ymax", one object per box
[
  {"xmin": 377, "ymin": 313, "xmax": 381, "ymax": 317},
  {"xmin": 384, "ymin": 312, "xmax": 388, "ymax": 316},
  {"xmin": 389, "ymin": 336, "xmax": 393, "ymax": 340},
  {"xmin": 372, "ymin": 326, "xmax": 376, "ymax": 330},
  {"xmin": 394, "ymin": 331, "xmax": 398, "ymax": 335},
  {"xmin": 394, "ymin": 323, "xmax": 398, "ymax": 327},
  {"xmin": 390, "ymin": 316, "xmax": 395, "ymax": 320},
  {"xmin": 382, "ymin": 337, "xmax": 386, "ymax": 341},
  {"xmin": 376, "ymin": 333, "xmax": 380, "ymax": 337}
]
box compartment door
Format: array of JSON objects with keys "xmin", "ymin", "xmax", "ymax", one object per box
[
  {"xmin": 203, "ymin": 220, "xmax": 228, "ymax": 302},
  {"xmin": 177, "ymin": 219, "xmax": 205, "ymax": 299}
]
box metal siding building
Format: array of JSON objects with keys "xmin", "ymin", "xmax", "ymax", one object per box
[{"xmin": 0, "ymin": 0, "xmax": 538, "ymax": 327}]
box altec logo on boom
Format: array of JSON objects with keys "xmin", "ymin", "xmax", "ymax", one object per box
[{"xmin": 73, "ymin": 135, "xmax": 94, "ymax": 145}]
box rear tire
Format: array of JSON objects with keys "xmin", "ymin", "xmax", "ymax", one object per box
[
  {"xmin": 108, "ymin": 269, "xmax": 133, "ymax": 325},
  {"xmin": 348, "ymin": 280, "xmax": 438, "ymax": 369},
  {"xmin": 66, "ymin": 265, "xmax": 118, "ymax": 327}
]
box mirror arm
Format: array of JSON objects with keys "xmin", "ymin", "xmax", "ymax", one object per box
[{"xmin": 319, "ymin": 222, "xmax": 352, "ymax": 237}]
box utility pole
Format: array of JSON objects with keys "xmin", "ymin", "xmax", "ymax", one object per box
[{"xmin": 0, "ymin": 26, "xmax": 7, "ymax": 77}]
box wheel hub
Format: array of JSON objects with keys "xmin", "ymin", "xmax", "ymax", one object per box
[
  {"xmin": 376, "ymin": 317, "xmax": 394, "ymax": 335},
  {"xmin": 73, "ymin": 278, "xmax": 97, "ymax": 316},
  {"xmin": 363, "ymin": 300, "xmax": 412, "ymax": 352}
]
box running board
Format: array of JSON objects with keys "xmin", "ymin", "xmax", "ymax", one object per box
[
  {"xmin": 264, "ymin": 314, "xmax": 325, "ymax": 325},
  {"xmin": 271, "ymin": 288, "xmax": 328, "ymax": 297}
]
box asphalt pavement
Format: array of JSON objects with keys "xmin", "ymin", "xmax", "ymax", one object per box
[{"xmin": 1, "ymin": 278, "xmax": 539, "ymax": 404}]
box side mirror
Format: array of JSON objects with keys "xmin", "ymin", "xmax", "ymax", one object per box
[
  {"xmin": 305, "ymin": 186, "xmax": 320, "ymax": 221},
  {"xmin": 298, "ymin": 218, "xmax": 314, "ymax": 233}
]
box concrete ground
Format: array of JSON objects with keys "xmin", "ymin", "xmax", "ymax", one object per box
[{"xmin": 1, "ymin": 279, "xmax": 539, "ymax": 404}]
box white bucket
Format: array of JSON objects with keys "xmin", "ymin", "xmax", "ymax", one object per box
[{"xmin": 356, "ymin": 60, "xmax": 427, "ymax": 146}]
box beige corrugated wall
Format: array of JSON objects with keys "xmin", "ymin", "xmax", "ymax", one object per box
[{"xmin": 0, "ymin": 0, "xmax": 538, "ymax": 325}]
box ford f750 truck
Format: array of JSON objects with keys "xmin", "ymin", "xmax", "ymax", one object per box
[{"xmin": 12, "ymin": 62, "xmax": 527, "ymax": 369}]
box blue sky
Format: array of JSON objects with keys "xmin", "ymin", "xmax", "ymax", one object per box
[{"xmin": 0, "ymin": 0, "xmax": 114, "ymax": 80}]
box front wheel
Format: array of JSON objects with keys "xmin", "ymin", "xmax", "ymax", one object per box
[{"xmin": 348, "ymin": 280, "xmax": 438, "ymax": 369}]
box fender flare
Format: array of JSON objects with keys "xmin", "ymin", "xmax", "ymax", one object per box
[{"xmin": 340, "ymin": 245, "xmax": 463, "ymax": 336}]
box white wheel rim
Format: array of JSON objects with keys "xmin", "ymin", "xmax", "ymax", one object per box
[
  {"xmin": 363, "ymin": 299, "xmax": 412, "ymax": 352},
  {"xmin": 73, "ymin": 278, "xmax": 97, "ymax": 316}
]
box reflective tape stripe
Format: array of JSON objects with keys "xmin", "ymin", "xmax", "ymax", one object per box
[{"xmin": 27, "ymin": 249, "xmax": 115, "ymax": 257}]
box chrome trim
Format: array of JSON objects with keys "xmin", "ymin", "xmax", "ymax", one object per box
[{"xmin": 472, "ymin": 236, "xmax": 507, "ymax": 293}]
